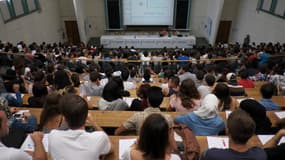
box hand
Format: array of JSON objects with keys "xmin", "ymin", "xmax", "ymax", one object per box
[
  {"xmin": 9, "ymin": 107, "xmax": 18, "ymax": 113},
  {"xmin": 30, "ymin": 132, "xmax": 44, "ymax": 145},
  {"xmin": 277, "ymin": 129, "xmax": 285, "ymax": 137},
  {"xmin": 13, "ymin": 83, "xmax": 20, "ymax": 92}
]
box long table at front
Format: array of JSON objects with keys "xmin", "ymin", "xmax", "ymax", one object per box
[
  {"xmin": 24, "ymin": 108, "xmax": 280, "ymax": 128},
  {"xmin": 100, "ymin": 35, "xmax": 196, "ymax": 49},
  {"xmin": 105, "ymin": 135, "xmax": 263, "ymax": 160}
]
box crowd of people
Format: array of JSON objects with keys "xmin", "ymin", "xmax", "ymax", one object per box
[{"xmin": 0, "ymin": 40, "xmax": 285, "ymax": 159}]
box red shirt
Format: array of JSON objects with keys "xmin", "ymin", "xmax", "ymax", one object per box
[{"xmin": 238, "ymin": 79, "xmax": 255, "ymax": 88}]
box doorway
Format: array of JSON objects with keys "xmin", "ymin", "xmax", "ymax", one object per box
[
  {"xmin": 64, "ymin": 21, "xmax": 81, "ymax": 45},
  {"xmin": 215, "ymin": 21, "xmax": 232, "ymax": 44}
]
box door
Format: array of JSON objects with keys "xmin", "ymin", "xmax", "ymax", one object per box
[
  {"xmin": 65, "ymin": 21, "xmax": 81, "ymax": 45},
  {"xmin": 215, "ymin": 21, "xmax": 232, "ymax": 44}
]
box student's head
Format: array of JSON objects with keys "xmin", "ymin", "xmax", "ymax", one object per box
[
  {"xmin": 32, "ymin": 82, "xmax": 48, "ymax": 97},
  {"xmin": 143, "ymin": 72, "xmax": 151, "ymax": 82},
  {"xmin": 196, "ymin": 70, "xmax": 205, "ymax": 81},
  {"xmin": 138, "ymin": 114, "xmax": 169, "ymax": 159},
  {"xmin": 147, "ymin": 86, "xmax": 163, "ymax": 108},
  {"xmin": 137, "ymin": 84, "xmax": 151, "ymax": 99},
  {"xmin": 33, "ymin": 70, "xmax": 45, "ymax": 82},
  {"xmin": 102, "ymin": 79, "xmax": 123, "ymax": 102},
  {"xmin": 227, "ymin": 109, "xmax": 255, "ymax": 145},
  {"xmin": 39, "ymin": 93, "xmax": 62, "ymax": 131},
  {"xmin": 71, "ymin": 73, "xmax": 80, "ymax": 87},
  {"xmin": 205, "ymin": 74, "xmax": 216, "ymax": 87},
  {"xmin": 213, "ymin": 83, "xmax": 231, "ymax": 110},
  {"xmin": 121, "ymin": 68, "xmax": 130, "ymax": 81},
  {"xmin": 178, "ymin": 79, "xmax": 200, "ymax": 108},
  {"xmin": 260, "ymin": 83, "xmax": 275, "ymax": 99},
  {"xmin": 90, "ymin": 71, "xmax": 101, "ymax": 83},
  {"xmin": 60, "ymin": 94, "xmax": 88, "ymax": 129},
  {"xmin": 168, "ymin": 76, "xmax": 180, "ymax": 88},
  {"xmin": 0, "ymin": 111, "xmax": 9, "ymax": 137},
  {"xmin": 239, "ymin": 70, "xmax": 249, "ymax": 79},
  {"xmin": 54, "ymin": 70, "xmax": 72, "ymax": 90}
]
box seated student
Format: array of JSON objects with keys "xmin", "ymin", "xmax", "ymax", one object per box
[
  {"xmin": 38, "ymin": 93, "xmax": 62, "ymax": 133},
  {"xmin": 259, "ymin": 83, "xmax": 281, "ymax": 111},
  {"xmin": 160, "ymin": 69, "xmax": 173, "ymax": 89},
  {"xmin": 121, "ymin": 68, "xmax": 136, "ymax": 90},
  {"xmin": 163, "ymin": 76, "xmax": 179, "ymax": 97},
  {"xmin": 177, "ymin": 64, "xmax": 196, "ymax": 83},
  {"xmin": 0, "ymin": 83, "xmax": 22, "ymax": 106},
  {"xmin": 115, "ymin": 86, "xmax": 173, "ymax": 135},
  {"xmin": 122, "ymin": 114, "xmax": 180, "ymax": 160},
  {"xmin": 174, "ymin": 94, "xmax": 225, "ymax": 136},
  {"xmin": 129, "ymin": 84, "xmax": 150, "ymax": 111},
  {"xmin": 201, "ymin": 109, "xmax": 267, "ymax": 160},
  {"xmin": 142, "ymin": 71, "xmax": 152, "ymax": 83},
  {"xmin": 195, "ymin": 70, "xmax": 205, "ymax": 87},
  {"xmin": 263, "ymin": 129, "xmax": 285, "ymax": 160},
  {"xmin": 80, "ymin": 71, "xmax": 103, "ymax": 97},
  {"xmin": 98, "ymin": 79, "xmax": 128, "ymax": 110},
  {"xmin": 226, "ymin": 73, "xmax": 246, "ymax": 96},
  {"xmin": 198, "ymin": 74, "xmax": 216, "ymax": 98},
  {"xmin": 238, "ymin": 70, "xmax": 255, "ymax": 88},
  {"xmin": 0, "ymin": 97, "xmax": 37, "ymax": 133},
  {"xmin": 169, "ymin": 79, "xmax": 201, "ymax": 112},
  {"xmin": 213, "ymin": 83, "xmax": 239, "ymax": 111},
  {"xmin": 240, "ymin": 99, "xmax": 280, "ymax": 134},
  {"xmin": 28, "ymin": 82, "xmax": 48, "ymax": 107},
  {"xmin": 48, "ymin": 94, "xmax": 112, "ymax": 160},
  {"xmin": 0, "ymin": 111, "xmax": 47, "ymax": 160}
]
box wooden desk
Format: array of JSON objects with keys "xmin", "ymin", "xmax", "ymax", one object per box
[
  {"xmin": 85, "ymin": 96, "xmax": 170, "ymax": 109},
  {"xmin": 105, "ymin": 135, "xmax": 263, "ymax": 160}
]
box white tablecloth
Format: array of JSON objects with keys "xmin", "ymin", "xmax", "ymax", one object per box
[{"xmin": 100, "ymin": 35, "xmax": 196, "ymax": 48}]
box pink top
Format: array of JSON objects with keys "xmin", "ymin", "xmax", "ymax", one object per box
[{"xmin": 169, "ymin": 95, "xmax": 201, "ymax": 112}]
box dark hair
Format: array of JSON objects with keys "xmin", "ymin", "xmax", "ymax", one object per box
[
  {"xmin": 169, "ymin": 76, "xmax": 180, "ymax": 87},
  {"xmin": 60, "ymin": 94, "xmax": 88, "ymax": 129},
  {"xmin": 196, "ymin": 71, "xmax": 205, "ymax": 81},
  {"xmin": 121, "ymin": 68, "xmax": 130, "ymax": 81},
  {"xmin": 143, "ymin": 72, "xmax": 151, "ymax": 82},
  {"xmin": 89, "ymin": 71, "xmax": 101, "ymax": 82},
  {"xmin": 205, "ymin": 74, "xmax": 216, "ymax": 86},
  {"xmin": 163, "ymin": 70, "xmax": 173, "ymax": 80},
  {"xmin": 239, "ymin": 70, "xmax": 249, "ymax": 79},
  {"xmin": 227, "ymin": 109, "xmax": 255, "ymax": 144},
  {"xmin": 213, "ymin": 83, "xmax": 232, "ymax": 111},
  {"xmin": 177, "ymin": 79, "xmax": 200, "ymax": 109},
  {"xmin": 32, "ymin": 82, "xmax": 48, "ymax": 97},
  {"xmin": 138, "ymin": 114, "xmax": 169, "ymax": 159},
  {"xmin": 71, "ymin": 73, "xmax": 80, "ymax": 87},
  {"xmin": 102, "ymin": 79, "xmax": 123, "ymax": 102},
  {"xmin": 137, "ymin": 84, "xmax": 151, "ymax": 99},
  {"xmin": 54, "ymin": 70, "xmax": 72, "ymax": 90},
  {"xmin": 39, "ymin": 93, "xmax": 62, "ymax": 130},
  {"xmin": 33, "ymin": 71, "xmax": 45, "ymax": 82},
  {"xmin": 147, "ymin": 86, "xmax": 163, "ymax": 108},
  {"xmin": 260, "ymin": 83, "xmax": 275, "ymax": 99}
]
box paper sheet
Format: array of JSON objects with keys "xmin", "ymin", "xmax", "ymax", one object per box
[
  {"xmin": 123, "ymin": 97, "xmax": 135, "ymax": 107},
  {"xmin": 119, "ymin": 139, "xmax": 137, "ymax": 160},
  {"xmin": 258, "ymin": 135, "xmax": 285, "ymax": 145},
  {"xmin": 225, "ymin": 111, "xmax": 232, "ymax": 119},
  {"xmin": 207, "ymin": 136, "xmax": 229, "ymax": 149},
  {"xmin": 275, "ymin": 111, "xmax": 285, "ymax": 119},
  {"xmin": 20, "ymin": 134, "xmax": 49, "ymax": 152}
]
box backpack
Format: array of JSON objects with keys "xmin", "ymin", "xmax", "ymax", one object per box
[{"xmin": 169, "ymin": 124, "xmax": 200, "ymax": 160}]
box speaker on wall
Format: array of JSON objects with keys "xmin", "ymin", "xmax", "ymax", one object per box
[
  {"xmin": 106, "ymin": 0, "xmax": 121, "ymax": 29},
  {"xmin": 175, "ymin": 0, "xmax": 190, "ymax": 29}
]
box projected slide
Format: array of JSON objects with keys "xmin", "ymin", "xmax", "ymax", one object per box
[{"xmin": 123, "ymin": 0, "xmax": 174, "ymax": 25}]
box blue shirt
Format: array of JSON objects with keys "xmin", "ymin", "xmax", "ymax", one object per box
[
  {"xmin": 259, "ymin": 53, "xmax": 269, "ymax": 65},
  {"xmin": 174, "ymin": 112, "xmax": 225, "ymax": 136},
  {"xmin": 177, "ymin": 55, "xmax": 189, "ymax": 67},
  {"xmin": 259, "ymin": 99, "xmax": 281, "ymax": 111}
]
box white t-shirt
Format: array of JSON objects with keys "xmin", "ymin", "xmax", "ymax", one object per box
[
  {"xmin": 0, "ymin": 142, "xmax": 31, "ymax": 160},
  {"xmin": 48, "ymin": 130, "xmax": 111, "ymax": 160},
  {"xmin": 121, "ymin": 146, "xmax": 181, "ymax": 160}
]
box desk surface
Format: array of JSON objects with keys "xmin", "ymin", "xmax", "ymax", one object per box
[{"xmin": 105, "ymin": 135, "xmax": 263, "ymax": 160}]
